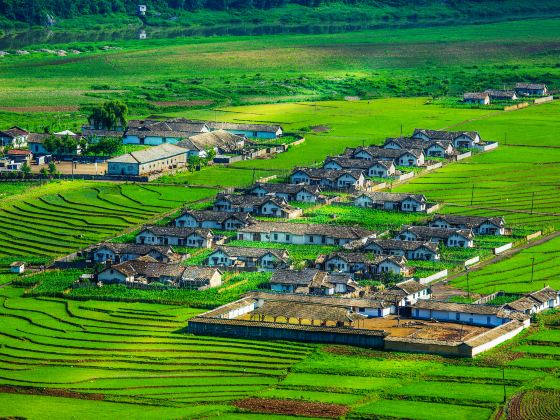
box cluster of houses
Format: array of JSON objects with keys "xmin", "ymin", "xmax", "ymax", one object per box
[{"xmin": 463, "ymin": 82, "xmax": 550, "ymax": 105}]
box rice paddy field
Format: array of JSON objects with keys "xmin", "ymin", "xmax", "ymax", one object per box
[
  {"xmin": 0, "ymin": 181, "xmax": 216, "ymax": 264},
  {"xmin": 0, "ymin": 281, "xmax": 558, "ymax": 419}
]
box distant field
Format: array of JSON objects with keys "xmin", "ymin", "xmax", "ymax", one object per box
[
  {"xmin": 0, "ymin": 17, "xmax": 559, "ymax": 129},
  {"xmin": 0, "ymin": 181, "xmax": 216, "ymax": 263}
]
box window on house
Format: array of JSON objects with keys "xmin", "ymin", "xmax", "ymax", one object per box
[
  {"xmin": 286, "ymin": 235, "xmax": 291, "ymax": 241},
  {"xmin": 455, "ymin": 313, "xmax": 460, "ymax": 320}
]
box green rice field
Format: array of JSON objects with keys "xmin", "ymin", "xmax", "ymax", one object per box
[
  {"xmin": 0, "ymin": 283, "xmax": 558, "ymax": 419},
  {"xmin": 0, "ymin": 181, "xmax": 216, "ymax": 263}
]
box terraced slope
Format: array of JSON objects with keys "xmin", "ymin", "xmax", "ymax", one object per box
[{"xmin": 0, "ymin": 182, "xmax": 216, "ymax": 262}]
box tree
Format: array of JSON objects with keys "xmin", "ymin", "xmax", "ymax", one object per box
[
  {"xmin": 48, "ymin": 161, "xmax": 58, "ymax": 176},
  {"xmin": 20, "ymin": 162, "xmax": 31, "ymax": 178},
  {"xmin": 88, "ymin": 100, "xmax": 128, "ymax": 130},
  {"xmin": 39, "ymin": 167, "xmax": 48, "ymax": 177}
]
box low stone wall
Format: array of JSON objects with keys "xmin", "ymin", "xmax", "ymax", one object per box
[
  {"xmin": 370, "ymin": 182, "xmax": 387, "ymax": 192},
  {"xmin": 475, "ymin": 142, "xmax": 499, "ymax": 152},
  {"xmin": 384, "ymin": 336, "xmax": 465, "ymax": 357},
  {"xmin": 467, "ymin": 321, "xmax": 527, "ymax": 357},
  {"xmin": 534, "ymin": 96, "xmax": 553, "ymax": 105},
  {"xmin": 188, "ymin": 317, "xmax": 386, "ymax": 348},
  {"xmin": 425, "ymin": 203, "xmax": 441, "ymax": 214},
  {"xmin": 456, "ymin": 151, "xmax": 472, "ymax": 161},
  {"xmin": 464, "ymin": 256, "xmax": 480, "ymax": 267},
  {"xmin": 494, "ymin": 242, "xmax": 513, "ymax": 255},
  {"xmin": 504, "ymin": 102, "xmax": 529, "ymax": 111},
  {"xmin": 290, "ymin": 138, "xmax": 306, "ymax": 147},
  {"xmin": 256, "ymin": 175, "xmax": 278, "ymax": 183},
  {"xmin": 396, "ymin": 172, "xmax": 415, "ymax": 182},
  {"xmin": 473, "ymin": 291, "xmax": 503, "ymax": 304},
  {"xmin": 527, "ymin": 231, "xmax": 542, "ymax": 241},
  {"xmin": 418, "ymin": 269, "xmax": 448, "ymax": 285},
  {"xmin": 425, "ymin": 162, "xmax": 443, "ymax": 171}
]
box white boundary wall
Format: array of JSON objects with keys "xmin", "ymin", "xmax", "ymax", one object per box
[{"xmin": 494, "ymin": 243, "xmax": 513, "ymax": 255}]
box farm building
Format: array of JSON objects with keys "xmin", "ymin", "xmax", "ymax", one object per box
[
  {"xmin": 289, "ymin": 168, "xmax": 366, "ymax": 190},
  {"xmin": 463, "ymin": 92, "xmax": 491, "ymax": 105},
  {"xmin": 26, "ymin": 132, "xmax": 82, "ymax": 156},
  {"xmin": 397, "ymin": 226, "xmax": 474, "ymax": 248},
  {"xmin": 9, "ymin": 262, "xmax": 25, "ymax": 274},
  {"xmin": 176, "ymin": 130, "xmax": 245, "ymax": 157},
  {"xmin": 0, "ymin": 126, "xmax": 28, "ymax": 148},
  {"xmin": 348, "ymin": 238, "xmax": 440, "ymax": 261},
  {"xmin": 178, "ymin": 267, "xmax": 222, "ymax": 290},
  {"xmin": 6, "ymin": 149, "xmax": 32, "ymax": 163},
  {"xmin": 174, "ymin": 210, "xmax": 254, "ymax": 231},
  {"xmin": 136, "ymin": 226, "xmax": 215, "ymax": 248},
  {"xmin": 236, "ymin": 221, "xmax": 375, "ymax": 246},
  {"xmin": 87, "ymin": 243, "xmax": 179, "ymax": 264},
  {"xmin": 376, "ymin": 279, "xmax": 431, "ymax": 306},
  {"xmin": 515, "ymin": 82, "xmax": 548, "ymax": 96},
  {"xmin": 411, "ymin": 300, "xmax": 530, "ymax": 327},
  {"xmin": 317, "ymin": 253, "xmax": 412, "ymax": 277},
  {"xmin": 97, "ymin": 257, "xmax": 185, "ymax": 285},
  {"xmin": 269, "ymin": 269, "xmax": 360, "ymax": 296},
  {"xmin": 206, "ymin": 246, "xmax": 290, "ymax": 270},
  {"xmin": 505, "ymin": 287, "xmax": 560, "ymax": 315},
  {"xmin": 205, "ymin": 121, "xmax": 283, "ymax": 139},
  {"xmin": 322, "ymin": 156, "xmax": 397, "ymax": 178},
  {"xmin": 213, "ymin": 194, "xmax": 302, "ymax": 218},
  {"xmin": 383, "ymin": 137, "xmax": 455, "ymax": 158},
  {"xmin": 354, "ymin": 192, "xmax": 429, "ymax": 212},
  {"xmin": 107, "ymin": 144, "xmax": 187, "ymax": 176},
  {"xmin": 412, "ymin": 129, "xmax": 481, "ymax": 149},
  {"xmin": 245, "ymin": 183, "xmax": 327, "ymax": 203},
  {"xmin": 123, "ymin": 118, "xmax": 210, "ymax": 145},
  {"xmin": 484, "ymin": 89, "xmax": 518, "ymax": 101},
  {"xmin": 344, "ymin": 146, "xmax": 425, "ymax": 167},
  {"xmin": 429, "ymin": 215, "xmax": 506, "ymax": 235}
]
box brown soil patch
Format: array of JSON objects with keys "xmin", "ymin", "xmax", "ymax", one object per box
[
  {"xmin": 0, "ymin": 106, "xmax": 80, "ymax": 113},
  {"xmin": 310, "ymin": 125, "xmax": 330, "ymax": 133},
  {"xmin": 0, "ymin": 385, "xmax": 104, "ymax": 401},
  {"xmin": 150, "ymin": 100, "xmax": 214, "ymax": 107},
  {"xmin": 234, "ymin": 397, "xmax": 348, "ymax": 418}
]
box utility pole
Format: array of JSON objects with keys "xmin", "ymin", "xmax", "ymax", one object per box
[
  {"xmin": 251, "ymin": 168, "xmax": 256, "ymax": 184},
  {"xmin": 530, "ymin": 191, "xmax": 535, "ymax": 214},
  {"xmin": 470, "ymin": 184, "xmax": 475, "ymax": 206},
  {"xmin": 400, "ymin": 123, "xmax": 403, "ymax": 137},
  {"xmin": 502, "ymin": 367, "xmax": 507, "ymax": 404},
  {"xmin": 530, "ymin": 257, "xmax": 535, "ymax": 283},
  {"xmin": 504, "ymin": 133, "xmax": 507, "ymax": 145},
  {"xmin": 466, "ymin": 269, "xmax": 471, "ymax": 299}
]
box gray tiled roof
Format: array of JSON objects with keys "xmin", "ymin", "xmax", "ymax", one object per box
[
  {"xmin": 139, "ymin": 225, "xmax": 213, "ymax": 238},
  {"xmin": 107, "ymin": 144, "xmax": 186, "ymax": 164},
  {"xmin": 205, "ymin": 121, "xmax": 282, "ymax": 133},
  {"xmin": 212, "ymin": 246, "xmax": 289, "ymax": 260},
  {"xmin": 291, "ymin": 167, "xmax": 365, "ymax": 181},
  {"xmin": 430, "ymin": 214, "xmax": 505, "ymax": 228},
  {"xmin": 413, "ymin": 129, "xmax": 480, "ymax": 142},
  {"xmin": 179, "ymin": 210, "xmax": 253, "ymax": 224},
  {"xmin": 357, "ymin": 191, "xmax": 427, "ymax": 203},
  {"xmin": 399, "ymin": 225, "xmax": 474, "ymax": 240},
  {"xmin": 238, "ymin": 221, "xmax": 375, "ymax": 239}
]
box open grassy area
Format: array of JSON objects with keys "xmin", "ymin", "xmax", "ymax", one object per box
[
  {"xmin": 0, "ymin": 181, "xmax": 216, "ymax": 264},
  {"xmin": 0, "ymin": 17, "xmax": 559, "ymax": 129}
]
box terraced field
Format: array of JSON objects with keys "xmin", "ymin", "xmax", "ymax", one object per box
[
  {"xmin": 0, "ymin": 181, "xmax": 216, "ymax": 263},
  {"xmin": 1, "ymin": 283, "xmax": 558, "ymax": 419}
]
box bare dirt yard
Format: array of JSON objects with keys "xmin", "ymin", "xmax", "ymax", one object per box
[{"xmin": 31, "ymin": 161, "xmax": 108, "ymax": 175}]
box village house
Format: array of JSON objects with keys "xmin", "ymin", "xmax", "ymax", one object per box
[
  {"xmin": 411, "ymin": 300, "xmax": 530, "ymax": 327},
  {"xmin": 236, "ymin": 221, "xmax": 375, "ymax": 246},
  {"xmin": 206, "ymin": 246, "xmax": 290, "ymax": 270},
  {"xmin": 213, "ymin": 194, "xmax": 302, "ymax": 218},
  {"xmin": 269, "ymin": 269, "xmax": 361, "ymax": 296},
  {"xmin": 88, "ymin": 242, "xmax": 179, "ymax": 264},
  {"xmin": 412, "ymin": 129, "xmax": 481, "ymax": 149},
  {"xmin": 136, "ymin": 226, "xmax": 215, "ymax": 248},
  {"xmin": 205, "ymin": 121, "xmax": 283, "ymax": 139},
  {"xmin": 484, "ymin": 89, "xmax": 518, "ymax": 101},
  {"xmin": 397, "ymin": 225, "xmax": 474, "ymax": 248},
  {"xmin": 176, "ymin": 130, "xmax": 245, "ymax": 158},
  {"xmin": 245, "ymin": 183, "xmax": 327, "ymax": 203},
  {"xmin": 6, "ymin": 149, "xmax": 32, "ymax": 163},
  {"xmin": 107, "ymin": 144, "xmax": 187, "ymax": 176},
  {"xmin": 289, "ymin": 168, "xmax": 366, "ymax": 190},
  {"xmin": 81, "ymin": 128, "xmax": 124, "ymax": 140},
  {"xmin": 354, "ymin": 192, "xmax": 429, "ymax": 212},
  {"xmin": 515, "ymin": 83, "xmax": 548, "ymax": 96},
  {"xmin": 97, "ymin": 257, "xmax": 185, "ymax": 285},
  {"xmin": 26, "ymin": 132, "xmax": 82, "ymax": 156},
  {"xmin": 463, "ymin": 92, "xmax": 491, "ymax": 105},
  {"xmin": 0, "ymin": 126, "xmax": 28, "ymax": 148},
  {"xmin": 383, "ymin": 137, "xmax": 455, "ymax": 158},
  {"xmin": 317, "ymin": 253, "xmax": 412, "ymax": 277},
  {"xmin": 123, "ymin": 118, "xmax": 210, "ymax": 145},
  {"xmin": 322, "ymin": 156, "xmax": 397, "ymax": 178},
  {"xmin": 505, "ymin": 287, "xmax": 560, "ymax": 315},
  {"xmin": 429, "ymin": 215, "xmax": 506, "ymax": 235},
  {"xmin": 376, "ymin": 279, "xmax": 431, "ymax": 306},
  {"xmin": 178, "ymin": 267, "xmax": 223, "ymax": 290},
  {"xmin": 349, "ymin": 237, "xmax": 440, "ymax": 261},
  {"xmin": 344, "ymin": 146, "xmax": 426, "ymax": 167},
  {"xmin": 174, "ymin": 210, "xmax": 254, "ymax": 231},
  {"xmin": 9, "ymin": 262, "xmax": 25, "ymax": 274}
]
